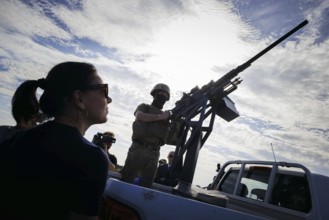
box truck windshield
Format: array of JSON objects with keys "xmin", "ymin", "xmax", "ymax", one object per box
[
  {"xmin": 218, "ymin": 165, "xmax": 312, "ymax": 213},
  {"xmin": 218, "ymin": 167, "xmax": 270, "ymax": 201}
]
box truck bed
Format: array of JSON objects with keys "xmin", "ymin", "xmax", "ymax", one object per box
[{"xmin": 103, "ymin": 178, "xmax": 266, "ymax": 220}]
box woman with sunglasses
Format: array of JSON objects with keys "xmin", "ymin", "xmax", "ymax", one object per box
[{"xmin": 0, "ymin": 61, "xmax": 111, "ymax": 220}]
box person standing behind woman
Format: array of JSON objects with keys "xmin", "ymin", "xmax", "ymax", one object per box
[
  {"xmin": 0, "ymin": 80, "xmax": 47, "ymax": 143},
  {"xmin": 92, "ymin": 131, "xmax": 118, "ymax": 171},
  {"xmin": 0, "ymin": 62, "xmax": 111, "ymax": 220}
]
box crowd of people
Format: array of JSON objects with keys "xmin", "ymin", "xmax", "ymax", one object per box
[{"xmin": 0, "ymin": 61, "xmax": 182, "ymax": 219}]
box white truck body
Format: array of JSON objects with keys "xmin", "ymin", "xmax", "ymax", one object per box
[
  {"xmin": 104, "ymin": 178, "xmax": 265, "ymax": 220},
  {"xmin": 103, "ymin": 160, "xmax": 329, "ymax": 220}
]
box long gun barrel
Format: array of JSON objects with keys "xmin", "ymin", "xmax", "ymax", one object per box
[
  {"xmin": 171, "ymin": 19, "xmax": 308, "ymax": 120},
  {"xmin": 219, "ymin": 19, "xmax": 309, "ymax": 81},
  {"xmin": 168, "ymin": 20, "xmax": 309, "ymax": 187}
]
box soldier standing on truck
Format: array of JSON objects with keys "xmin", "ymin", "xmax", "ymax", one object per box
[{"xmin": 119, "ymin": 83, "xmax": 171, "ymax": 188}]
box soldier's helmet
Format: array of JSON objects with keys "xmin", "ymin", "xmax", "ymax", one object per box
[{"xmin": 150, "ymin": 83, "xmax": 170, "ymax": 101}]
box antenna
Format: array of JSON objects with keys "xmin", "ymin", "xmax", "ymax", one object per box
[{"xmin": 271, "ymin": 143, "xmax": 277, "ymax": 162}]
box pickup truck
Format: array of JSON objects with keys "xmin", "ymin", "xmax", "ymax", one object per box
[{"xmin": 101, "ymin": 160, "xmax": 329, "ymax": 220}]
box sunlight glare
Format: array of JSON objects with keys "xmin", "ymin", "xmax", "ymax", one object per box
[{"xmin": 144, "ymin": 9, "xmax": 251, "ymax": 92}]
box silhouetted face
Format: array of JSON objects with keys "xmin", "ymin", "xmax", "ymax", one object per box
[
  {"xmin": 103, "ymin": 134, "xmax": 116, "ymax": 150},
  {"xmin": 167, "ymin": 151, "xmax": 175, "ymax": 165},
  {"xmin": 81, "ymin": 73, "xmax": 111, "ymax": 125},
  {"xmin": 152, "ymin": 91, "xmax": 169, "ymax": 109}
]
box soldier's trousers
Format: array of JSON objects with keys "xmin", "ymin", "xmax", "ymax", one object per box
[{"xmin": 119, "ymin": 142, "xmax": 160, "ymax": 188}]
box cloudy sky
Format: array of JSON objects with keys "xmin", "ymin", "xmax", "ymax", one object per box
[{"xmin": 0, "ymin": 0, "xmax": 328, "ymax": 187}]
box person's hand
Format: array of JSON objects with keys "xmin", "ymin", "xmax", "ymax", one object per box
[{"xmin": 160, "ymin": 111, "xmax": 171, "ymax": 120}]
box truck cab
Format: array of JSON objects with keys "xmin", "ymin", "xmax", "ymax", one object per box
[{"xmin": 207, "ymin": 160, "xmax": 329, "ymax": 220}]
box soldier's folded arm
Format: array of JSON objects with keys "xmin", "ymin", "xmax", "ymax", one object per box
[{"xmin": 135, "ymin": 110, "xmax": 171, "ymax": 122}]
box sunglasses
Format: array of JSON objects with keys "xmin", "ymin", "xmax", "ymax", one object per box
[{"xmin": 81, "ymin": 84, "xmax": 111, "ymax": 102}]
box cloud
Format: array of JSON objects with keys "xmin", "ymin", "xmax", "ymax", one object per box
[{"xmin": 0, "ymin": 0, "xmax": 328, "ymax": 186}]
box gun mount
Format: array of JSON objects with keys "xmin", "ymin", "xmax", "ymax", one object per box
[{"xmin": 166, "ymin": 20, "xmax": 308, "ymax": 190}]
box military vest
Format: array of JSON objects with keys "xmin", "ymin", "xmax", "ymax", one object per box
[{"xmin": 132, "ymin": 104, "xmax": 169, "ymax": 146}]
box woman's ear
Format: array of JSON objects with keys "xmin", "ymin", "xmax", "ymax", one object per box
[{"xmin": 72, "ymin": 90, "xmax": 86, "ymax": 110}]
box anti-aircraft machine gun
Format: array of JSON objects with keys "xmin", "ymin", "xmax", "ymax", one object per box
[{"xmin": 167, "ymin": 20, "xmax": 308, "ymax": 190}]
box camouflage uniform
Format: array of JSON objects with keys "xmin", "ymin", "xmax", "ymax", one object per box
[{"xmin": 120, "ymin": 103, "xmax": 168, "ymax": 188}]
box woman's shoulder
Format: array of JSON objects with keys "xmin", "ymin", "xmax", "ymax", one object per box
[{"xmin": 41, "ymin": 121, "xmax": 109, "ymax": 172}]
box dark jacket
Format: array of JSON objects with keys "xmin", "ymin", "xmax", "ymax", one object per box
[{"xmin": 154, "ymin": 164, "xmax": 180, "ymax": 187}]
